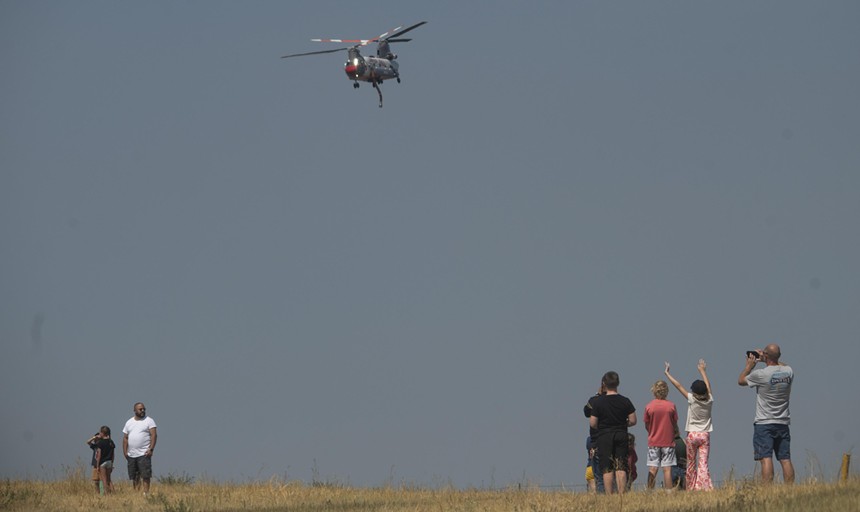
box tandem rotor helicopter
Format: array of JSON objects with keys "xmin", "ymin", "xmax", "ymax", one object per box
[{"xmin": 281, "ymin": 21, "xmax": 427, "ymax": 108}]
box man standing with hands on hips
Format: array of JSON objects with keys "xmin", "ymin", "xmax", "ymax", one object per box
[
  {"xmin": 738, "ymin": 344, "xmax": 794, "ymax": 484},
  {"xmin": 123, "ymin": 402, "xmax": 157, "ymax": 495}
]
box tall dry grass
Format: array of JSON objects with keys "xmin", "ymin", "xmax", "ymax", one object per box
[{"xmin": 2, "ymin": 469, "xmax": 858, "ymax": 511}]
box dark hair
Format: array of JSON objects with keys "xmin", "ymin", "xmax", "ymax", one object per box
[
  {"xmin": 691, "ymin": 379, "xmax": 708, "ymax": 399},
  {"xmin": 602, "ymin": 371, "xmax": 620, "ymax": 390},
  {"xmin": 100, "ymin": 426, "xmax": 111, "ymax": 436}
]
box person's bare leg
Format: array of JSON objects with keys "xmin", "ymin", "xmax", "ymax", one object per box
[
  {"xmin": 780, "ymin": 459, "xmax": 795, "ymax": 484},
  {"xmin": 603, "ymin": 472, "xmax": 616, "ymax": 494},
  {"xmin": 647, "ymin": 467, "xmax": 657, "ymax": 489},
  {"xmin": 615, "ymin": 471, "xmax": 628, "ymax": 495},
  {"xmin": 663, "ymin": 467, "xmax": 673, "ymax": 489},
  {"xmin": 143, "ymin": 478, "xmax": 151, "ymax": 495},
  {"xmin": 760, "ymin": 458, "xmax": 774, "ymax": 483}
]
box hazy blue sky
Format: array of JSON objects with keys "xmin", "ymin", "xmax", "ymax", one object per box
[{"xmin": 2, "ymin": 1, "xmax": 858, "ymax": 488}]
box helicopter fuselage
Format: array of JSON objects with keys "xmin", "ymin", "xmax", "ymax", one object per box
[{"xmin": 344, "ymin": 55, "xmax": 399, "ymax": 83}]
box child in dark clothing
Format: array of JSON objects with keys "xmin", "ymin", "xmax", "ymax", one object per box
[
  {"xmin": 627, "ymin": 433, "xmax": 638, "ymax": 491},
  {"xmin": 86, "ymin": 426, "xmax": 115, "ymax": 494},
  {"xmin": 672, "ymin": 426, "xmax": 687, "ymax": 490}
]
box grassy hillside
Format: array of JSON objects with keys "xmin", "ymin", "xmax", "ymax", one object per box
[{"xmin": 2, "ymin": 470, "xmax": 858, "ymax": 511}]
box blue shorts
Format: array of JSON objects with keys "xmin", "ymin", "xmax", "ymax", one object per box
[{"xmin": 753, "ymin": 423, "xmax": 791, "ymax": 461}]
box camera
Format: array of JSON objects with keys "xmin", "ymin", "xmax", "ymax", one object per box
[{"xmin": 746, "ymin": 350, "xmax": 761, "ymax": 361}]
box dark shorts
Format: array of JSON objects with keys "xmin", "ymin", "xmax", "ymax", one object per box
[
  {"xmin": 753, "ymin": 423, "xmax": 791, "ymax": 461},
  {"xmin": 596, "ymin": 431, "xmax": 629, "ymax": 474},
  {"xmin": 127, "ymin": 455, "xmax": 152, "ymax": 480}
]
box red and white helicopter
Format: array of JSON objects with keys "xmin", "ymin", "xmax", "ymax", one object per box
[{"xmin": 281, "ymin": 21, "xmax": 427, "ymax": 108}]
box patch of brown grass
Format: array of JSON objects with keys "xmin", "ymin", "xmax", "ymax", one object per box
[{"xmin": 2, "ymin": 474, "xmax": 858, "ymax": 511}]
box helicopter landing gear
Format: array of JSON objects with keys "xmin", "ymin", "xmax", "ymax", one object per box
[{"xmin": 372, "ymin": 81, "xmax": 383, "ymax": 108}]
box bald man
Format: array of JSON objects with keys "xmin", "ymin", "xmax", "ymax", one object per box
[{"xmin": 738, "ymin": 344, "xmax": 795, "ymax": 484}]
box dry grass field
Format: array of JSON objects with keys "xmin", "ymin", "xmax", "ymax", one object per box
[{"xmin": 2, "ymin": 467, "xmax": 858, "ymax": 512}]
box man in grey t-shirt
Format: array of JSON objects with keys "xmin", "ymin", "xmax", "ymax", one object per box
[{"xmin": 738, "ymin": 343, "xmax": 794, "ymax": 484}]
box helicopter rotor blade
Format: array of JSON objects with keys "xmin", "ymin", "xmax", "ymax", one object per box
[
  {"xmin": 311, "ymin": 38, "xmax": 373, "ymax": 44},
  {"xmin": 368, "ymin": 21, "xmax": 426, "ymax": 46},
  {"xmin": 384, "ymin": 21, "xmax": 427, "ymax": 41},
  {"xmin": 280, "ymin": 46, "xmax": 350, "ymax": 59},
  {"xmin": 374, "ymin": 25, "xmax": 401, "ymax": 42},
  {"xmin": 281, "ymin": 22, "xmax": 425, "ymax": 59}
]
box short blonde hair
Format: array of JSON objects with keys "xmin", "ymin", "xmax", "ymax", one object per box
[{"xmin": 651, "ymin": 380, "xmax": 669, "ymax": 399}]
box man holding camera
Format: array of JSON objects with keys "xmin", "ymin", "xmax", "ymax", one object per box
[{"xmin": 738, "ymin": 344, "xmax": 794, "ymax": 484}]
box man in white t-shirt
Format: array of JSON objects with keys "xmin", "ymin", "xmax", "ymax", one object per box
[
  {"xmin": 122, "ymin": 402, "xmax": 158, "ymax": 495},
  {"xmin": 738, "ymin": 343, "xmax": 794, "ymax": 484}
]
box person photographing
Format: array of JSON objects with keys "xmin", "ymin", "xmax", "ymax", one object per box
[{"xmin": 738, "ymin": 344, "xmax": 794, "ymax": 484}]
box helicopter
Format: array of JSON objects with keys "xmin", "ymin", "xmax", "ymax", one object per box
[{"xmin": 281, "ymin": 21, "xmax": 427, "ymax": 108}]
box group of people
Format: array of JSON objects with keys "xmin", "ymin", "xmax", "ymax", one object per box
[
  {"xmin": 583, "ymin": 344, "xmax": 794, "ymax": 494},
  {"xmin": 86, "ymin": 347, "xmax": 793, "ymax": 496},
  {"xmin": 86, "ymin": 402, "xmax": 157, "ymax": 496}
]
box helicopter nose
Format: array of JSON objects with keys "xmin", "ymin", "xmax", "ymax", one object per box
[{"xmin": 344, "ymin": 63, "xmax": 357, "ymax": 77}]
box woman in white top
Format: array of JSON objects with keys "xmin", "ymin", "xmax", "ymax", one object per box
[{"xmin": 665, "ymin": 359, "xmax": 714, "ymax": 490}]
